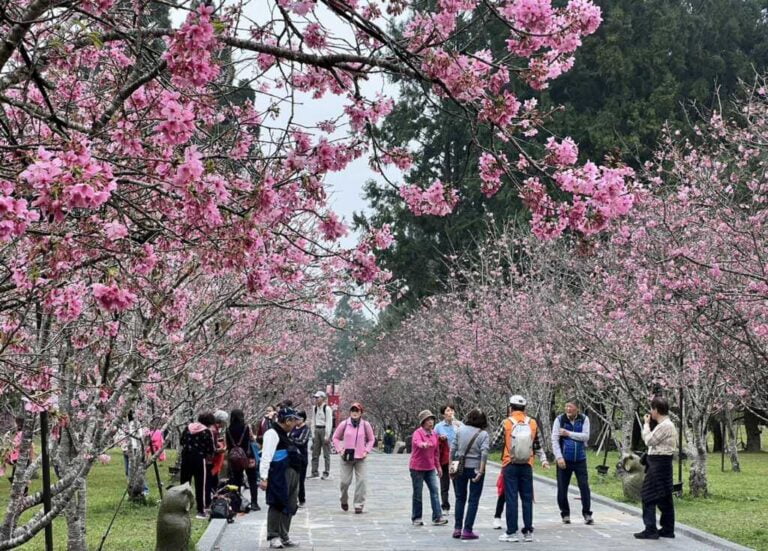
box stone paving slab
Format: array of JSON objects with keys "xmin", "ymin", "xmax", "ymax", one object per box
[{"xmin": 211, "ymin": 453, "xmax": 733, "ymax": 550}]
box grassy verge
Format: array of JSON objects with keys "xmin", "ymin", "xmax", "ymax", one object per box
[
  {"xmin": 490, "ymin": 450, "xmax": 768, "ymax": 550},
  {"xmin": 0, "ymin": 450, "xmax": 208, "ymax": 550}
]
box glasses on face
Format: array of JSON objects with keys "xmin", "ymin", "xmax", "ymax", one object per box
[{"xmin": 350, "ymin": 408, "xmax": 361, "ymax": 413}]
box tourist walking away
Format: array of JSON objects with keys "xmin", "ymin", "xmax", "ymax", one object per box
[
  {"xmin": 635, "ymin": 395, "xmax": 678, "ymax": 540},
  {"xmin": 552, "ymin": 399, "xmax": 593, "ymax": 525},
  {"xmin": 180, "ymin": 412, "xmax": 216, "ymax": 519},
  {"xmin": 493, "ymin": 395, "xmax": 549, "ymax": 543},
  {"xmin": 227, "ymin": 409, "xmax": 260, "ymax": 511},
  {"xmin": 332, "ymin": 402, "xmax": 375, "ymax": 514},
  {"xmin": 289, "ymin": 410, "xmax": 310, "ymax": 507},
  {"xmin": 260, "ymin": 407, "xmax": 304, "ymax": 549},
  {"xmin": 257, "ymin": 405, "xmax": 277, "ymax": 446},
  {"xmin": 383, "ymin": 425, "xmax": 396, "ymax": 454},
  {"xmin": 410, "ymin": 409, "xmax": 449, "ymax": 526},
  {"xmin": 435, "ymin": 404, "xmax": 462, "ymax": 511},
  {"xmin": 310, "ymin": 390, "xmax": 334, "ymax": 479},
  {"xmin": 450, "ymin": 408, "xmax": 489, "ymax": 540}
]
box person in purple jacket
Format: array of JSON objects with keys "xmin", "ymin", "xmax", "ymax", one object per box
[
  {"xmin": 409, "ymin": 410, "xmax": 449, "ymax": 526},
  {"xmin": 332, "ymin": 402, "xmax": 375, "ymax": 514}
]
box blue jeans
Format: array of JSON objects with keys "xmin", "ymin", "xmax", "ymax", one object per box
[
  {"xmin": 453, "ymin": 467, "xmax": 484, "ymax": 531},
  {"xmin": 504, "ymin": 463, "xmax": 534, "ymax": 535},
  {"xmin": 410, "ymin": 469, "xmax": 442, "ymax": 522}
]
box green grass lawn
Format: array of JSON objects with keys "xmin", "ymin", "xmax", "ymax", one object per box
[
  {"xmin": 0, "ymin": 450, "xmax": 208, "ymax": 550},
  {"xmin": 491, "ymin": 449, "xmax": 768, "ymax": 550}
]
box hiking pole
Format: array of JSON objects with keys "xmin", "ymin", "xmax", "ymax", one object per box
[{"xmin": 97, "ymin": 485, "xmax": 129, "ymax": 551}]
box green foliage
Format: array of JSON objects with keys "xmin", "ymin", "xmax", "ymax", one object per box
[
  {"xmin": 359, "ymin": 0, "xmax": 768, "ymax": 316},
  {"xmin": 1, "ymin": 450, "xmax": 206, "ymax": 550},
  {"xmin": 323, "ymin": 295, "xmax": 374, "ymax": 380}
]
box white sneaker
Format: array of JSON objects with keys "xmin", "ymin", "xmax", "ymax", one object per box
[
  {"xmin": 499, "ymin": 533, "xmax": 519, "ymax": 542},
  {"xmin": 268, "ymin": 538, "xmax": 285, "ymax": 549},
  {"xmin": 492, "ymin": 517, "xmax": 503, "ymax": 530},
  {"xmin": 523, "ymin": 532, "xmax": 533, "ymax": 542}
]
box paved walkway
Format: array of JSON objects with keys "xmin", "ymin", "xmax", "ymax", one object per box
[{"xmin": 214, "ymin": 453, "xmax": 724, "ymax": 550}]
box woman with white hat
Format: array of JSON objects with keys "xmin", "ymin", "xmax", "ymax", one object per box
[{"xmin": 409, "ymin": 409, "xmax": 449, "ymax": 526}]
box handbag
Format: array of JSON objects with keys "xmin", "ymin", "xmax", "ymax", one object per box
[{"xmin": 449, "ymin": 429, "xmax": 482, "ymax": 478}]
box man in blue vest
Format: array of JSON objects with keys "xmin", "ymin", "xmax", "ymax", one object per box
[{"xmin": 551, "ymin": 399, "xmax": 593, "ymax": 525}]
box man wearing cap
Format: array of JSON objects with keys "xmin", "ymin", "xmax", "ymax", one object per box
[
  {"xmin": 332, "ymin": 402, "xmax": 375, "ymax": 513},
  {"xmin": 492, "ymin": 395, "xmax": 549, "ymax": 543},
  {"xmin": 260, "ymin": 407, "xmax": 303, "ymax": 549},
  {"xmin": 310, "ymin": 391, "xmax": 334, "ymax": 480}
]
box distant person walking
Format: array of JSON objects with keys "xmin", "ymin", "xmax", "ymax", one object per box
[
  {"xmin": 409, "ymin": 410, "xmax": 449, "ymax": 527},
  {"xmin": 552, "ymin": 399, "xmax": 593, "ymax": 525},
  {"xmin": 310, "ymin": 391, "xmax": 334, "ymax": 480},
  {"xmin": 227, "ymin": 409, "xmax": 260, "ymax": 511},
  {"xmin": 290, "ymin": 410, "xmax": 310, "ymax": 507},
  {"xmin": 635, "ymin": 396, "xmax": 678, "ymax": 540},
  {"xmin": 332, "ymin": 402, "xmax": 375, "ymax": 514},
  {"xmin": 383, "ymin": 425, "xmax": 396, "ymax": 454},
  {"xmin": 450, "ymin": 408, "xmax": 489, "ymax": 540}
]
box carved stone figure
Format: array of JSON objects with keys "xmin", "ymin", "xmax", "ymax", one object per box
[{"xmin": 156, "ymin": 482, "xmax": 195, "ymax": 551}]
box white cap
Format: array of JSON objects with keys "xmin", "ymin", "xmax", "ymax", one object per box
[
  {"xmin": 509, "ymin": 395, "xmax": 527, "ymax": 407},
  {"xmin": 313, "ymin": 391, "xmax": 327, "ymax": 399}
]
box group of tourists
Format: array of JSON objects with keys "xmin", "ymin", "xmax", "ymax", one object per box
[
  {"xmin": 171, "ymin": 389, "xmax": 677, "ymax": 548},
  {"xmin": 406, "ymin": 394, "xmax": 679, "ymax": 543}
]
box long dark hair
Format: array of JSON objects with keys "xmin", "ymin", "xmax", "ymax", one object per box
[{"xmin": 230, "ymin": 409, "xmax": 245, "ymax": 427}]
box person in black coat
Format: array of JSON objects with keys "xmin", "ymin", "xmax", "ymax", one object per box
[
  {"xmin": 290, "ymin": 410, "xmax": 310, "ymax": 506},
  {"xmin": 226, "ymin": 409, "xmax": 260, "ymax": 511},
  {"xmin": 180, "ymin": 412, "xmax": 216, "ymax": 517}
]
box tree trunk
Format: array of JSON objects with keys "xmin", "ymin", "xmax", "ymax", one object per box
[
  {"xmin": 709, "ymin": 417, "xmax": 722, "ymax": 453},
  {"xmin": 619, "ymin": 395, "xmax": 635, "ymax": 453},
  {"xmin": 744, "ymin": 409, "xmax": 762, "ymax": 452},
  {"xmin": 724, "ymin": 409, "xmax": 741, "ymax": 472},
  {"xmin": 535, "ymin": 385, "xmax": 554, "ymax": 459},
  {"xmin": 688, "ymin": 416, "xmax": 709, "ymax": 497},
  {"xmin": 631, "ymin": 414, "xmax": 643, "ymax": 451},
  {"xmin": 65, "ymin": 479, "xmax": 87, "ymax": 551}
]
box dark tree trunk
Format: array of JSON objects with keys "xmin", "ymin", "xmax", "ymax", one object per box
[
  {"xmin": 709, "ymin": 417, "xmax": 723, "ymax": 453},
  {"xmin": 631, "ymin": 414, "xmax": 643, "ymax": 451},
  {"xmin": 744, "ymin": 409, "xmax": 762, "ymax": 452}
]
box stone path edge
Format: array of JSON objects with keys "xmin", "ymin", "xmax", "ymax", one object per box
[
  {"xmin": 196, "ymin": 460, "xmax": 754, "ymax": 551},
  {"xmin": 486, "ymin": 462, "xmax": 752, "ymax": 551},
  {"xmin": 196, "ymin": 518, "xmax": 227, "ymax": 551}
]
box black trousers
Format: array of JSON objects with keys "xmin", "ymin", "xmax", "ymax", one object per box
[
  {"xmin": 180, "ymin": 454, "xmax": 207, "ymax": 514},
  {"xmin": 556, "ymin": 459, "xmax": 592, "ymax": 517},
  {"xmin": 642, "ymin": 492, "xmax": 675, "ymax": 534},
  {"xmin": 298, "ymin": 461, "xmax": 307, "ymax": 503},
  {"xmin": 439, "ymin": 462, "xmax": 451, "ymax": 508},
  {"xmin": 495, "ymin": 494, "xmax": 505, "ymax": 518},
  {"xmin": 230, "ymin": 465, "xmax": 259, "ymax": 505}
]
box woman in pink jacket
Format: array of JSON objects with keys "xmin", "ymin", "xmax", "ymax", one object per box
[
  {"xmin": 409, "ymin": 410, "xmax": 448, "ymax": 526},
  {"xmin": 332, "ymin": 402, "xmax": 375, "ymax": 514}
]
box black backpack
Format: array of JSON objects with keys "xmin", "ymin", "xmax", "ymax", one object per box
[
  {"xmin": 228, "ymin": 427, "xmax": 249, "ymax": 471},
  {"xmin": 209, "ymin": 495, "xmax": 235, "ymax": 523}
]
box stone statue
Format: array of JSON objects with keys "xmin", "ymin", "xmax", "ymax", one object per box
[
  {"xmin": 155, "ymin": 482, "xmax": 195, "ymax": 551},
  {"xmin": 618, "ymin": 453, "xmax": 645, "ymax": 502}
]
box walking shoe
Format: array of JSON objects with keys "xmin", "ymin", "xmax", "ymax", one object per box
[
  {"xmin": 442, "ymin": 503, "xmax": 450, "ymax": 512},
  {"xmin": 412, "ymin": 519, "xmax": 424, "ymax": 526},
  {"xmin": 453, "ymin": 529, "xmax": 462, "ymax": 539},
  {"xmin": 340, "ymin": 502, "xmax": 349, "ymax": 512},
  {"xmin": 307, "ymin": 474, "xmax": 319, "ymax": 479},
  {"xmin": 321, "ymin": 473, "xmax": 330, "ymax": 480},
  {"xmin": 297, "ymin": 501, "xmax": 305, "ymax": 508},
  {"xmin": 562, "ymin": 515, "xmax": 571, "ymax": 524},
  {"xmin": 432, "ymin": 517, "xmax": 449, "ymax": 525},
  {"xmin": 523, "ymin": 532, "xmax": 533, "ymax": 543},
  {"xmin": 492, "ymin": 517, "xmax": 503, "ymax": 530},
  {"xmin": 354, "ymin": 507, "xmax": 363, "ymax": 514},
  {"xmin": 584, "ymin": 514, "xmax": 594, "ymax": 525},
  {"xmin": 659, "ymin": 532, "xmax": 675, "ymax": 538},
  {"xmin": 195, "ymin": 513, "xmax": 207, "ymax": 520},
  {"xmin": 281, "ymin": 539, "xmax": 299, "ymax": 547},
  {"xmin": 250, "ymin": 503, "xmax": 261, "ymax": 512},
  {"xmin": 461, "ymin": 530, "xmax": 480, "ymax": 540},
  {"xmin": 634, "ymin": 531, "xmax": 660, "ymax": 540},
  {"xmin": 498, "ymin": 533, "xmax": 519, "ymax": 542},
  {"xmin": 268, "ymin": 538, "xmax": 284, "ymax": 549}
]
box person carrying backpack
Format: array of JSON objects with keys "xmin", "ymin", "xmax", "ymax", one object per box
[
  {"xmin": 551, "ymin": 399, "xmax": 593, "ymax": 525},
  {"xmin": 227, "ymin": 409, "xmax": 260, "ymax": 511},
  {"xmin": 492, "ymin": 395, "xmax": 549, "ymax": 543}
]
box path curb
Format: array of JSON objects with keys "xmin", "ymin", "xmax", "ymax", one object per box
[
  {"xmin": 489, "ymin": 461, "xmax": 752, "ymax": 551},
  {"xmin": 196, "ymin": 518, "xmax": 228, "ymax": 551}
]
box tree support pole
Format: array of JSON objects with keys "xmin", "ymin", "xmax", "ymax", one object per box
[{"xmin": 40, "ymin": 411, "xmax": 53, "ymax": 551}]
